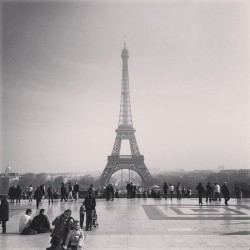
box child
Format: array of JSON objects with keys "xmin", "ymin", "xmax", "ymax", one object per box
[
  {"xmin": 79, "ymin": 202, "xmax": 86, "ymax": 229},
  {"xmin": 63, "ymin": 220, "xmax": 86, "ymax": 250}
]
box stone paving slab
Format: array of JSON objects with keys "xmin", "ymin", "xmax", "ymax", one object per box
[{"xmin": 0, "ymin": 198, "xmax": 250, "ymax": 249}]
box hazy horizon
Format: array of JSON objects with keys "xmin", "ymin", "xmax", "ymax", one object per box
[{"xmin": 1, "ymin": 0, "xmax": 250, "ymax": 174}]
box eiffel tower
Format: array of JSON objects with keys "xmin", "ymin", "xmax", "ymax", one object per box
[{"xmin": 98, "ymin": 43, "xmax": 154, "ymax": 187}]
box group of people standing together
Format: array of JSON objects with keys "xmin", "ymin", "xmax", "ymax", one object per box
[
  {"xmin": 163, "ymin": 183, "xmax": 192, "ymax": 200},
  {"xmin": 162, "ymin": 181, "xmax": 240, "ymax": 206}
]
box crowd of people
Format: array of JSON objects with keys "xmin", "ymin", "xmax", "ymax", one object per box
[
  {"xmin": 8, "ymin": 182, "xmax": 80, "ymax": 206},
  {"xmin": 4, "ymin": 184, "xmax": 96, "ymax": 249},
  {"xmin": 0, "ymin": 180, "xmax": 243, "ymax": 242}
]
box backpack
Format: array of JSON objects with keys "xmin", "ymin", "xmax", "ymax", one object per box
[{"xmin": 85, "ymin": 198, "xmax": 92, "ymax": 209}]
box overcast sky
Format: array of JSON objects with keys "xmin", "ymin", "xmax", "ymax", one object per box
[{"xmin": 1, "ymin": 0, "xmax": 250, "ymax": 174}]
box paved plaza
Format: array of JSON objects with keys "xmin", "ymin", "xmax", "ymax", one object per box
[{"xmin": 0, "ymin": 197, "xmax": 250, "ymax": 249}]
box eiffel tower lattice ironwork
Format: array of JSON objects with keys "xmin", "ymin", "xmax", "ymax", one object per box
[{"xmin": 98, "ymin": 43, "xmax": 154, "ymax": 187}]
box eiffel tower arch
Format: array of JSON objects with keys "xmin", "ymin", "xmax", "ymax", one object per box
[{"xmin": 98, "ymin": 43, "xmax": 154, "ymax": 187}]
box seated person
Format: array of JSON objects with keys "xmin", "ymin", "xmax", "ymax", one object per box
[
  {"xmin": 63, "ymin": 220, "xmax": 86, "ymax": 250},
  {"xmin": 19, "ymin": 209, "xmax": 37, "ymax": 235},
  {"xmin": 46, "ymin": 236, "xmax": 64, "ymax": 250},
  {"xmin": 31, "ymin": 208, "xmax": 51, "ymax": 233}
]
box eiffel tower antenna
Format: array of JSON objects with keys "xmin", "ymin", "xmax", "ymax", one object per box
[{"xmin": 98, "ymin": 42, "xmax": 154, "ymax": 187}]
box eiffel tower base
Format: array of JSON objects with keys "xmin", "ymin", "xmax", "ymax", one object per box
[{"xmin": 98, "ymin": 155, "xmax": 154, "ymax": 187}]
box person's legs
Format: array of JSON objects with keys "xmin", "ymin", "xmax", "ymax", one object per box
[
  {"xmin": 86, "ymin": 211, "xmax": 91, "ymax": 230},
  {"xmin": 2, "ymin": 220, "xmax": 6, "ymax": 233},
  {"xmin": 80, "ymin": 215, "xmax": 84, "ymax": 229}
]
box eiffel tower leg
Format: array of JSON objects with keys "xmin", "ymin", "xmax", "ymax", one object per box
[
  {"xmin": 98, "ymin": 161, "xmax": 115, "ymax": 187},
  {"xmin": 136, "ymin": 163, "xmax": 154, "ymax": 187}
]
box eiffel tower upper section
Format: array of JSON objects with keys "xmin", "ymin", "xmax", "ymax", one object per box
[
  {"xmin": 118, "ymin": 42, "xmax": 133, "ymax": 129},
  {"xmin": 110, "ymin": 42, "xmax": 141, "ymax": 157}
]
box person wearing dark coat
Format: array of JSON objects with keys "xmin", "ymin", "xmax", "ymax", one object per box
[
  {"xmin": 163, "ymin": 182, "xmax": 168, "ymax": 200},
  {"xmin": 196, "ymin": 182, "xmax": 205, "ymax": 205},
  {"xmin": 84, "ymin": 193, "xmax": 96, "ymax": 231},
  {"xmin": 47, "ymin": 185, "xmax": 54, "ymax": 205},
  {"xmin": 206, "ymin": 182, "xmax": 213, "ymax": 203},
  {"xmin": 46, "ymin": 236, "xmax": 64, "ymax": 250},
  {"xmin": 34, "ymin": 187, "xmax": 42, "ymax": 209},
  {"xmin": 15, "ymin": 185, "xmax": 22, "ymax": 203},
  {"xmin": 31, "ymin": 209, "xmax": 51, "ymax": 233},
  {"xmin": 73, "ymin": 182, "xmax": 80, "ymax": 200},
  {"xmin": 0, "ymin": 195, "xmax": 9, "ymax": 233},
  {"xmin": 50, "ymin": 209, "xmax": 72, "ymax": 245},
  {"xmin": 60, "ymin": 183, "xmax": 67, "ymax": 202},
  {"xmin": 221, "ymin": 182, "xmax": 230, "ymax": 205},
  {"xmin": 8, "ymin": 185, "xmax": 15, "ymax": 203}
]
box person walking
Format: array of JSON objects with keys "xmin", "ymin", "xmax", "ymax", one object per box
[
  {"xmin": 34, "ymin": 187, "xmax": 43, "ymax": 209},
  {"xmin": 222, "ymin": 182, "xmax": 230, "ymax": 205},
  {"xmin": 0, "ymin": 195, "xmax": 9, "ymax": 233},
  {"xmin": 196, "ymin": 182, "xmax": 205, "ymax": 205}
]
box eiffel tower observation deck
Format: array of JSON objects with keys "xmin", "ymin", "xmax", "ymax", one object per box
[{"xmin": 98, "ymin": 43, "xmax": 154, "ymax": 187}]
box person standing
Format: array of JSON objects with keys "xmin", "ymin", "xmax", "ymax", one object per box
[
  {"xmin": 79, "ymin": 201, "xmax": 86, "ymax": 229},
  {"xmin": 73, "ymin": 182, "xmax": 80, "ymax": 201},
  {"xmin": 60, "ymin": 183, "xmax": 67, "ymax": 202},
  {"xmin": 47, "ymin": 185, "xmax": 54, "ymax": 205},
  {"xmin": 105, "ymin": 184, "xmax": 110, "ymax": 201},
  {"xmin": 169, "ymin": 184, "xmax": 174, "ymax": 200},
  {"xmin": 68, "ymin": 183, "xmax": 74, "ymax": 202},
  {"xmin": 109, "ymin": 184, "xmax": 114, "ymax": 201},
  {"xmin": 40, "ymin": 184, "xmax": 46, "ymax": 205},
  {"xmin": 196, "ymin": 182, "xmax": 205, "ymax": 205},
  {"xmin": 88, "ymin": 184, "xmax": 94, "ymax": 195},
  {"xmin": 28, "ymin": 185, "xmax": 33, "ymax": 202},
  {"xmin": 176, "ymin": 183, "xmax": 181, "ymax": 200},
  {"xmin": 8, "ymin": 185, "xmax": 15, "ymax": 203},
  {"xmin": 34, "ymin": 187, "xmax": 43, "ymax": 209},
  {"xmin": 235, "ymin": 184, "xmax": 240, "ymax": 200},
  {"xmin": 84, "ymin": 193, "xmax": 96, "ymax": 231},
  {"xmin": 163, "ymin": 182, "xmax": 168, "ymax": 200},
  {"xmin": 214, "ymin": 183, "xmax": 221, "ymax": 201},
  {"xmin": 15, "ymin": 185, "xmax": 22, "ymax": 203},
  {"xmin": 222, "ymin": 182, "xmax": 230, "ymax": 205},
  {"xmin": 206, "ymin": 182, "xmax": 212, "ymax": 203},
  {"xmin": 0, "ymin": 195, "xmax": 9, "ymax": 233}
]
